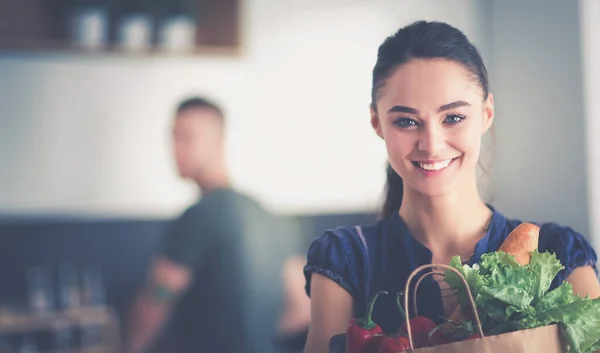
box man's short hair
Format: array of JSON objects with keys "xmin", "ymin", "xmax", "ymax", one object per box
[{"xmin": 175, "ymin": 97, "xmax": 224, "ymax": 123}]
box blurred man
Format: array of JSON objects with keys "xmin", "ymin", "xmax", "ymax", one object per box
[{"xmin": 123, "ymin": 97, "xmax": 301, "ymax": 353}]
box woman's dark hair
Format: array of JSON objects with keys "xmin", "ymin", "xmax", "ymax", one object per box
[
  {"xmin": 381, "ymin": 163, "xmax": 405, "ymax": 219},
  {"xmin": 374, "ymin": 21, "xmax": 490, "ymax": 219}
]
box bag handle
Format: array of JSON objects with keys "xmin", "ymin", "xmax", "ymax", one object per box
[
  {"xmin": 403, "ymin": 264, "xmax": 485, "ymax": 349},
  {"xmin": 412, "ymin": 271, "xmax": 440, "ymax": 317}
]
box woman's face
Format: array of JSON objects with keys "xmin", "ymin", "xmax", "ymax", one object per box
[{"xmin": 371, "ymin": 59, "xmax": 494, "ymax": 198}]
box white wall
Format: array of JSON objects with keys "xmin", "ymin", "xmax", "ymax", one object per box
[
  {"xmin": 580, "ymin": 0, "xmax": 600, "ymax": 247},
  {"xmin": 489, "ymin": 0, "xmax": 591, "ymax": 236},
  {"xmin": 0, "ymin": 0, "xmax": 488, "ymax": 217}
]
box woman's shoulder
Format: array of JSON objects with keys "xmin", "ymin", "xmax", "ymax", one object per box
[
  {"xmin": 536, "ymin": 221, "xmax": 597, "ymax": 278},
  {"xmin": 303, "ymin": 219, "xmax": 389, "ymax": 299},
  {"xmin": 308, "ymin": 220, "xmax": 384, "ymax": 258},
  {"xmin": 307, "ymin": 218, "xmax": 389, "ymax": 253}
]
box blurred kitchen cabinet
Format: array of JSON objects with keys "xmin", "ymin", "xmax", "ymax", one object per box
[{"xmin": 0, "ymin": 0, "xmax": 241, "ymax": 55}]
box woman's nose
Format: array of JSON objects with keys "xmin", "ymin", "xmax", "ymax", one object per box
[{"xmin": 417, "ymin": 125, "xmax": 446, "ymax": 155}]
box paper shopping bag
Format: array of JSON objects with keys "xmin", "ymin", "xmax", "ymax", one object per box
[
  {"xmin": 407, "ymin": 324, "xmax": 565, "ymax": 352},
  {"xmin": 329, "ymin": 324, "xmax": 565, "ymax": 353},
  {"xmin": 402, "ymin": 264, "xmax": 567, "ymax": 352},
  {"xmin": 330, "ymin": 264, "xmax": 567, "ymax": 353}
]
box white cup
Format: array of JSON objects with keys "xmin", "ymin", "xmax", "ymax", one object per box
[
  {"xmin": 72, "ymin": 7, "xmax": 108, "ymax": 49},
  {"xmin": 119, "ymin": 14, "xmax": 153, "ymax": 51},
  {"xmin": 159, "ymin": 15, "xmax": 197, "ymax": 52}
]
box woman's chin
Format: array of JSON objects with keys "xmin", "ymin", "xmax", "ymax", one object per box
[{"xmin": 406, "ymin": 182, "xmax": 462, "ymax": 199}]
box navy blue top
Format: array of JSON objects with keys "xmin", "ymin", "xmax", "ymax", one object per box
[{"xmin": 303, "ymin": 207, "xmax": 598, "ymax": 333}]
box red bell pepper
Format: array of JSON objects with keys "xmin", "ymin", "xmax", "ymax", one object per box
[
  {"xmin": 377, "ymin": 334, "xmax": 410, "ymax": 353},
  {"xmin": 345, "ymin": 290, "xmax": 387, "ymax": 353},
  {"xmin": 395, "ymin": 292, "xmax": 444, "ymax": 347}
]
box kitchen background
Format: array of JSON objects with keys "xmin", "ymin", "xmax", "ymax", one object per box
[{"xmin": 0, "ymin": 0, "xmax": 598, "ymax": 352}]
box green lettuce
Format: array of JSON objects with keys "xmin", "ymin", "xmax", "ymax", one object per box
[{"xmin": 445, "ymin": 250, "xmax": 600, "ymax": 353}]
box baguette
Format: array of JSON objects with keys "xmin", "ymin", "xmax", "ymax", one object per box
[{"xmin": 498, "ymin": 222, "xmax": 540, "ymax": 265}]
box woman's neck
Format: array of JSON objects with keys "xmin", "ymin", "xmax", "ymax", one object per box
[{"xmin": 399, "ymin": 183, "xmax": 492, "ymax": 258}]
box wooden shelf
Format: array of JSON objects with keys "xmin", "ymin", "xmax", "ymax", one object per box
[
  {"xmin": 41, "ymin": 344, "xmax": 111, "ymax": 353},
  {"xmin": 0, "ymin": 307, "xmax": 118, "ymax": 334},
  {"xmin": 0, "ymin": 307, "xmax": 120, "ymax": 353},
  {"xmin": 0, "ymin": 40, "xmax": 242, "ymax": 58},
  {"xmin": 0, "ymin": 0, "xmax": 241, "ymax": 56}
]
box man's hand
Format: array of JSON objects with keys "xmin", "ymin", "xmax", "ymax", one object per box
[{"xmin": 123, "ymin": 257, "xmax": 192, "ymax": 353}]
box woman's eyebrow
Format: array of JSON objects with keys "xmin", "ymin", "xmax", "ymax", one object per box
[{"xmin": 387, "ymin": 101, "xmax": 471, "ymax": 114}]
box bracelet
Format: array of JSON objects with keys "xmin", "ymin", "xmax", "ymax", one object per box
[{"xmin": 148, "ymin": 283, "xmax": 177, "ymax": 303}]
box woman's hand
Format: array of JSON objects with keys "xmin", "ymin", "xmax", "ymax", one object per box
[{"xmin": 303, "ymin": 274, "xmax": 353, "ymax": 353}]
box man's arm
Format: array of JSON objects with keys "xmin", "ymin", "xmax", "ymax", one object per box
[
  {"xmin": 277, "ymin": 256, "xmax": 311, "ymax": 335},
  {"xmin": 123, "ymin": 257, "xmax": 192, "ymax": 353}
]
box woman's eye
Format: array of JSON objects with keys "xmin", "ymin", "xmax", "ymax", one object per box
[
  {"xmin": 444, "ymin": 114, "xmax": 466, "ymax": 125},
  {"xmin": 393, "ymin": 118, "xmax": 418, "ymax": 129}
]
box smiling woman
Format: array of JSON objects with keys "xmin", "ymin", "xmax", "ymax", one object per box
[
  {"xmin": 371, "ymin": 57, "xmax": 493, "ymax": 203},
  {"xmin": 301, "ymin": 20, "xmax": 600, "ymax": 353}
]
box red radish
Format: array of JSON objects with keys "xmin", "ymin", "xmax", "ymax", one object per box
[
  {"xmin": 377, "ymin": 334, "xmax": 411, "ymax": 353},
  {"xmin": 395, "ymin": 292, "xmax": 445, "ymax": 347},
  {"xmin": 400, "ymin": 316, "xmax": 439, "ymax": 347},
  {"xmin": 466, "ymin": 334, "xmax": 481, "ymax": 340}
]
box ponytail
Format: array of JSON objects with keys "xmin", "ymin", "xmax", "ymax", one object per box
[{"xmin": 380, "ymin": 163, "xmax": 403, "ymax": 219}]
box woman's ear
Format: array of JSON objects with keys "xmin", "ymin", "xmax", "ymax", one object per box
[
  {"xmin": 370, "ymin": 105, "xmax": 384, "ymax": 139},
  {"xmin": 482, "ymin": 93, "xmax": 495, "ymax": 133}
]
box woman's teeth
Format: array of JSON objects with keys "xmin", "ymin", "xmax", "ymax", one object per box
[{"xmin": 417, "ymin": 159, "xmax": 453, "ymax": 171}]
